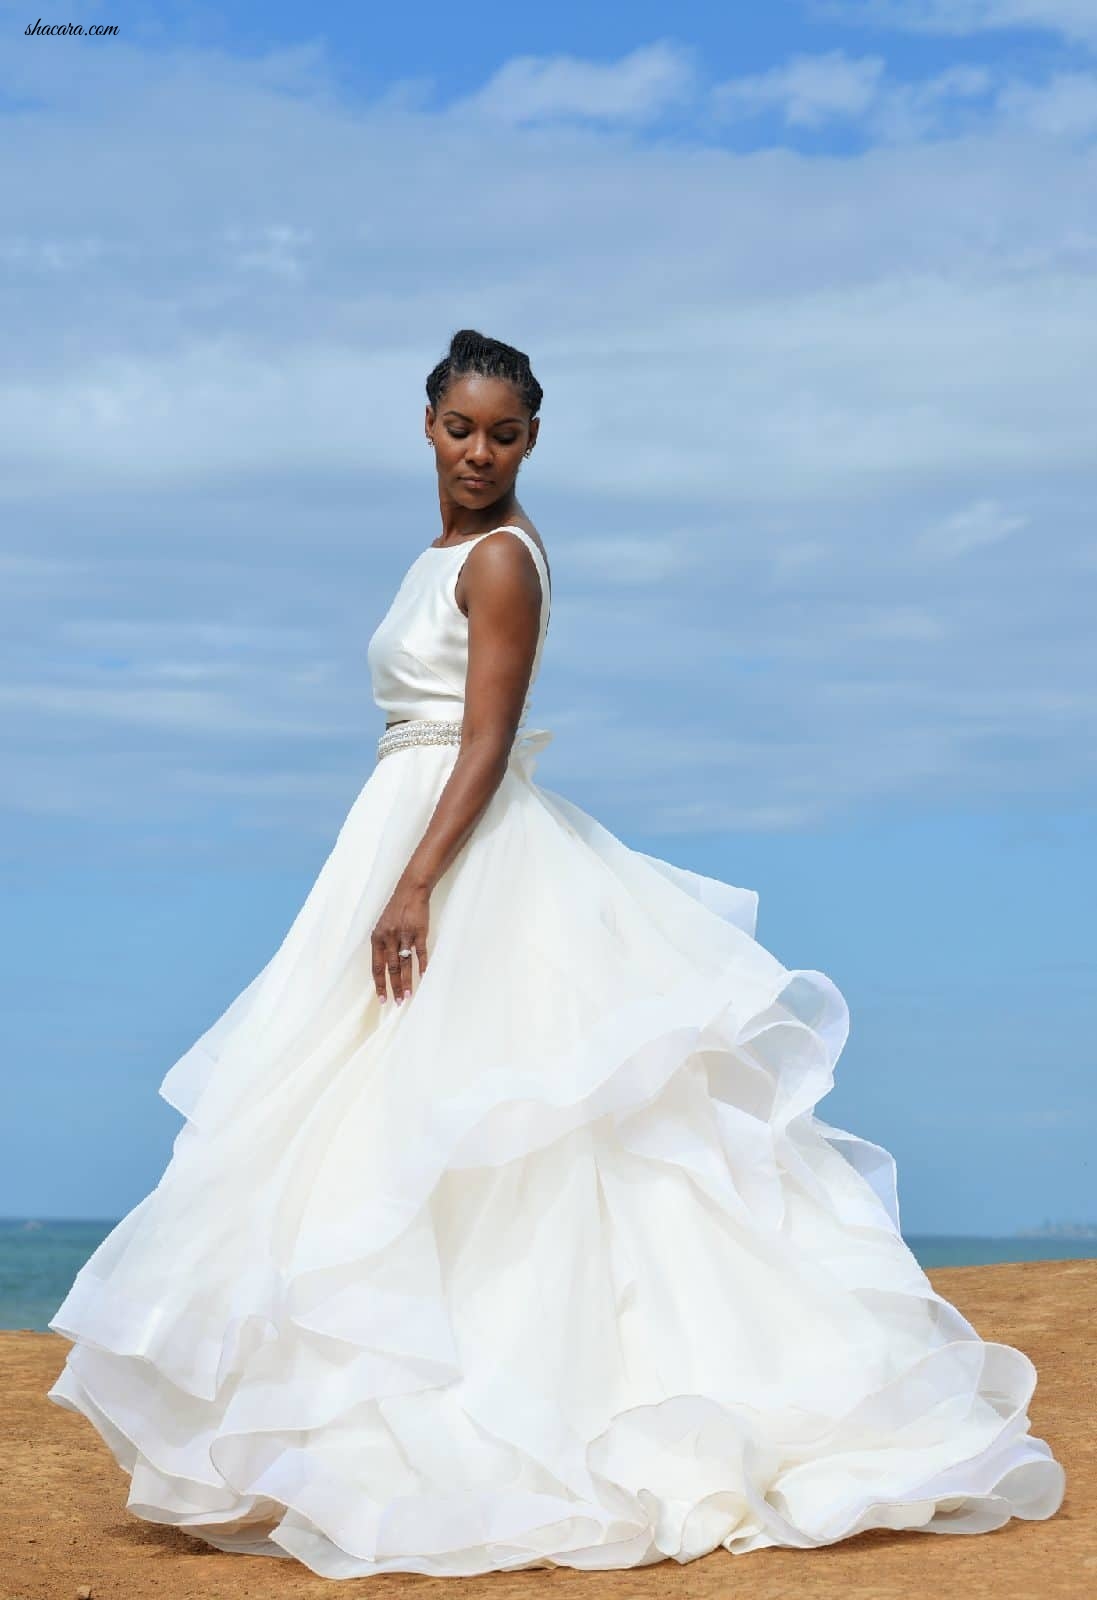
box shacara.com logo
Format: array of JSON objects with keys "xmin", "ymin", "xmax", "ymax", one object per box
[{"xmin": 25, "ymin": 17, "xmax": 120, "ymax": 36}]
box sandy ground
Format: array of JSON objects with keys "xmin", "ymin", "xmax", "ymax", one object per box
[{"xmin": 3, "ymin": 1257, "xmax": 1092, "ymax": 1600}]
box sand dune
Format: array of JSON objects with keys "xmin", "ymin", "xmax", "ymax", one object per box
[{"xmin": 3, "ymin": 1257, "xmax": 1091, "ymax": 1599}]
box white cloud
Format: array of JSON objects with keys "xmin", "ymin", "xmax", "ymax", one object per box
[
  {"xmin": 225, "ymin": 223, "xmax": 314, "ymax": 280},
  {"xmin": 997, "ymin": 70, "xmax": 1097, "ymax": 134},
  {"xmin": 4, "ymin": 271, "xmax": 1094, "ymax": 502},
  {"xmin": 712, "ymin": 51, "xmax": 1007, "ymax": 141},
  {"xmin": 870, "ymin": 64, "xmax": 997, "ymax": 139},
  {"xmin": 843, "ymin": 605, "xmax": 945, "ymax": 640},
  {"xmin": 454, "ymin": 40, "xmax": 696, "ymax": 124},
  {"xmin": 0, "ymin": 681, "xmax": 354, "ymax": 739},
  {"xmin": 712, "ymin": 50, "xmax": 886, "ymax": 127},
  {"xmin": 2, "ymin": 29, "xmax": 1095, "ymax": 843},
  {"xmin": 914, "ymin": 499, "xmax": 1029, "ymax": 558},
  {"xmin": 0, "ymin": 236, "xmax": 107, "ymax": 271},
  {"xmin": 563, "ymin": 536, "xmax": 698, "ymax": 585},
  {"xmin": 814, "ymin": 0, "xmax": 1097, "ymax": 46},
  {"xmin": 711, "ymin": 39, "xmax": 1096, "ymax": 146}
]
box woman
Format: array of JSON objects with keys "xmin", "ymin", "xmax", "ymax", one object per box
[{"xmin": 47, "ymin": 329, "xmax": 1066, "ymax": 1578}]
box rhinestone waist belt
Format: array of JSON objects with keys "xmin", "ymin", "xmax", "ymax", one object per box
[
  {"xmin": 377, "ymin": 718, "xmax": 463, "ymax": 760},
  {"xmin": 375, "ymin": 716, "xmax": 555, "ymax": 779}
]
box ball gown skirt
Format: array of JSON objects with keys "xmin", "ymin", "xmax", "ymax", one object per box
[{"xmin": 46, "ymin": 724, "xmax": 1066, "ymax": 1578}]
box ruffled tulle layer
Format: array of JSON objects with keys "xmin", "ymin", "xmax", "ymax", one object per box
[{"xmin": 47, "ymin": 739, "xmax": 1066, "ymax": 1576}]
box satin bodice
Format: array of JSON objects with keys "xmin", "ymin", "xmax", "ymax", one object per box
[{"xmin": 366, "ymin": 524, "xmax": 551, "ymax": 729}]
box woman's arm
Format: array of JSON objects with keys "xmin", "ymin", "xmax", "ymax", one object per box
[{"xmin": 370, "ymin": 532, "xmax": 543, "ymax": 1005}]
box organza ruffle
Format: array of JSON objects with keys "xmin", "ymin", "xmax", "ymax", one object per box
[{"xmin": 47, "ymin": 742, "xmax": 1066, "ymax": 1576}]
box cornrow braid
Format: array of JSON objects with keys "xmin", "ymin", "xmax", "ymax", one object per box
[{"xmin": 426, "ymin": 328, "xmax": 543, "ymax": 419}]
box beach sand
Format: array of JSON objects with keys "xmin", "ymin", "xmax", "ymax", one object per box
[{"xmin": 3, "ymin": 1257, "xmax": 1092, "ymax": 1600}]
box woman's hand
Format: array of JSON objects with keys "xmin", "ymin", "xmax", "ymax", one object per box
[{"xmin": 371, "ymin": 877, "xmax": 430, "ymax": 1005}]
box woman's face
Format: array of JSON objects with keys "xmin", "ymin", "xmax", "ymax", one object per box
[{"xmin": 426, "ymin": 374, "xmax": 538, "ymax": 509}]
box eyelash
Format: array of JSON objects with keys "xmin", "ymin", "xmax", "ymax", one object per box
[{"xmin": 446, "ymin": 429, "xmax": 519, "ymax": 445}]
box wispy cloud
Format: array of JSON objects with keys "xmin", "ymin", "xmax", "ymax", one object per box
[
  {"xmin": 224, "ymin": 222, "xmax": 314, "ymax": 280},
  {"xmin": 0, "ymin": 680, "xmax": 354, "ymax": 738},
  {"xmin": 713, "ymin": 50, "xmax": 887, "ymax": 127},
  {"xmin": 454, "ymin": 40, "xmax": 696, "ymax": 125},
  {"xmin": 914, "ymin": 498, "xmax": 1029, "ymax": 559},
  {"xmin": 997, "ymin": 69, "xmax": 1097, "ymax": 134},
  {"xmin": 2, "ymin": 27, "xmax": 1094, "ymax": 846},
  {"xmin": 813, "ymin": 0, "xmax": 1097, "ymax": 47},
  {"xmin": 711, "ymin": 48, "xmax": 1097, "ymax": 144}
]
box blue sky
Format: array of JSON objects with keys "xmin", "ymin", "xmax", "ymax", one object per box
[{"xmin": 2, "ymin": 0, "xmax": 1094, "ymax": 1232}]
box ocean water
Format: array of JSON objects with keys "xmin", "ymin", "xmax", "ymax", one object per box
[{"xmin": 5, "ymin": 1218, "xmax": 1095, "ymax": 1334}]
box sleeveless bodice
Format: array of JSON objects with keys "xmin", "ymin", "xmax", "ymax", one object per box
[{"xmin": 366, "ymin": 524, "xmax": 551, "ymax": 730}]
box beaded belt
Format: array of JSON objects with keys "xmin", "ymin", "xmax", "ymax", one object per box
[
  {"xmin": 376, "ymin": 717, "xmax": 556, "ymax": 779},
  {"xmin": 377, "ymin": 718, "xmax": 463, "ymax": 760}
]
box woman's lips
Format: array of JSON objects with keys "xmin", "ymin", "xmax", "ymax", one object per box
[{"xmin": 462, "ymin": 477, "xmax": 492, "ymax": 489}]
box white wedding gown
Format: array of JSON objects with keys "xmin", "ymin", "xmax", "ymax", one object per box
[{"xmin": 48, "ymin": 524, "xmax": 1066, "ymax": 1577}]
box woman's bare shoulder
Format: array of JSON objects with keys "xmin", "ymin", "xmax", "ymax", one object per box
[
  {"xmin": 457, "ymin": 518, "xmax": 551, "ymax": 615},
  {"xmin": 471, "ymin": 516, "xmax": 551, "ymax": 587},
  {"xmin": 503, "ymin": 516, "xmax": 550, "ymax": 586}
]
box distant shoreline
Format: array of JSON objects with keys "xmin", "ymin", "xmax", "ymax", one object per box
[{"xmin": 4, "ymin": 1215, "xmax": 1097, "ymax": 1238}]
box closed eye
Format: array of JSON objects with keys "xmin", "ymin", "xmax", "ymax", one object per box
[{"xmin": 446, "ymin": 429, "xmax": 519, "ymax": 445}]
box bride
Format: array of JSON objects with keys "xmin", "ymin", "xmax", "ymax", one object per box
[{"xmin": 47, "ymin": 328, "xmax": 1066, "ymax": 1578}]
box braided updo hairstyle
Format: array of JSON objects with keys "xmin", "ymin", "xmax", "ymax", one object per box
[{"xmin": 426, "ymin": 329, "xmax": 543, "ymax": 419}]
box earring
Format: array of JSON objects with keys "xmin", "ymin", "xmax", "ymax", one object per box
[{"xmin": 426, "ymin": 438, "xmax": 434, "ymax": 448}]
